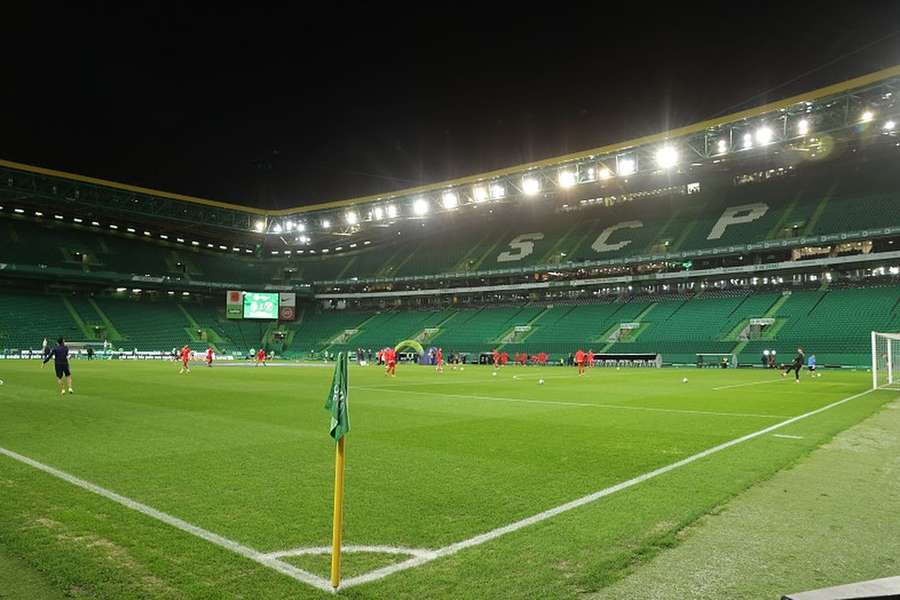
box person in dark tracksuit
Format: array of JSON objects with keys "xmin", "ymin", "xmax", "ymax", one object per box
[
  {"xmin": 42, "ymin": 337, "xmax": 73, "ymax": 395},
  {"xmin": 782, "ymin": 347, "xmax": 804, "ymax": 383}
]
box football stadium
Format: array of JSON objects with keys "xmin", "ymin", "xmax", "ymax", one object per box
[{"xmin": 2, "ymin": 58, "xmax": 900, "ymax": 599}]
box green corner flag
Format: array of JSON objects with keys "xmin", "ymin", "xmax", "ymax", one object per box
[{"xmin": 325, "ymin": 351, "xmax": 350, "ymax": 441}]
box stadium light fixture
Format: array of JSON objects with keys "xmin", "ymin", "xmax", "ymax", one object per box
[
  {"xmin": 335, "ymin": 246, "xmax": 343, "ymax": 251},
  {"xmin": 54, "ymin": 214, "xmax": 64, "ymax": 220},
  {"xmin": 884, "ymin": 120, "xmax": 896, "ymax": 131},
  {"xmin": 207, "ymin": 243, "xmax": 214, "ymax": 248},
  {"xmin": 218, "ymin": 245, "xmax": 227, "ymax": 250},
  {"xmin": 182, "ymin": 291, "xmax": 190, "ymax": 296},
  {"xmin": 132, "ymin": 289, "xmax": 142, "ymax": 293},
  {"xmin": 522, "ymin": 176, "xmax": 541, "ymax": 196},
  {"xmin": 191, "ymin": 241, "xmax": 199, "ymax": 246},
  {"xmin": 472, "ymin": 186, "xmax": 488, "ymax": 202},
  {"xmin": 558, "ymin": 170, "xmax": 576, "ymax": 188},
  {"xmin": 490, "ymin": 184, "xmax": 506, "ymax": 199},
  {"xmin": 271, "ymin": 251, "xmax": 280, "ymax": 255},
  {"xmin": 273, "ymin": 224, "xmax": 283, "ymax": 234},
  {"xmin": 386, "ymin": 204, "xmax": 398, "ymax": 219},
  {"xmin": 232, "ymin": 247, "xmax": 240, "ymax": 252},
  {"xmin": 285, "ymin": 220, "xmax": 295, "ymax": 231},
  {"xmin": 797, "ymin": 118, "xmax": 810, "ymax": 135},
  {"xmin": 363, "ymin": 240, "xmax": 372, "ymax": 245},
  {"xmin": 13, "ymin": 208, "xmax": 25, "ymax": 214},
  {"xmin": 349, "ymin": 243, "xmax": 357, "ymax": 248},
  {"xmin": 586, "ymin": 167, "xmax": 595, "ymax": 181},
  {"xmin": 73, "ymin": 217, "xmax": 83, "ymax": 223},
  {"xmin": 296, "ymin": 222, "xmax": 306, "ymax": 232},
  {"xmin": 755, "ymin": 126, "xmax": 774, "ymax": 145},
  {"xmin": 373, "ymin": 206, "xmax": 384, "ymax": 220},
  {"xmin": 716, "ymin": 139, "xmax": 728, "ymax": 154},
  {"xmin": 441, "ymin": 191, "xmax": 459, "ymax": 209},
  {"xmin": 321, "ymin": 219, "xmax": 331, "ymax": 229},
  {"xmin": 598, "ymin": 167, "xmax": 613, "ymax": 180},
  {"xmin": 109, "ymin": 224, "xmax": 119, "ymax": 230},
  {"xmin": 167, "ymin": 291, "xmax": 175, "ymax": 295},
  {"xmin": 116, "ymin": 287, "xmax": 127, "ymax": 292},
  {"xmin": 617, "ymin": 158, "xmax": 635, "ymax": 176},
  {"xmin": 160, "ymin": 234, "xmax": 169, "ymax": 239},
  {"xmin": 245, "ymin": 249, "xmax": 252, "ymax": 253},
  {"xmin": 413, "ymin": 198, "xmax": 429, "ymax": 216},
  {"xmin": 742, "ymin": 133, "xmax": 753, "ymax": 149},
  {"xmin": 176, "ymin": 238, "xmax": 185, "ymax": 243},
  {"xmin": 322, "ymin": 249, "xmax": 330, "ymax": 253},
  {"xmin": 345, "ymin": 211, "xmax": 359, "ymax": 225},
  {"xmin": 254, "ymin": 220, "xmax": 265, "ymax": 232},
  {"xmin": 861, "ymin": 110, "xmax": 875, "ymax": 123},
  {"xmin": 34, "ymin": 211, "xmax": 44, "ymax": 217},
  {"xmin": 143, "ymin": 230, "xmax": 151, "ymax": 236},
  {"xmin": 126, "ymin": 227, "xmax": 135, "ymax": 233},
  {"xmin": 284, "ymin": 250, "xmax": 291, "ymax": 255},
  {"xmin": 654, "ymin": 145, "xmax": 678, "ymax": 169}
]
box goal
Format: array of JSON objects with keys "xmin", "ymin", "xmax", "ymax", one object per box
[
  {"xmin": 872, "ymin": 331, "xmax": 900, "ymax": 390},
  {"xmin": 695, "ymin": 353, "xmax": 736, "ymax": 368}
]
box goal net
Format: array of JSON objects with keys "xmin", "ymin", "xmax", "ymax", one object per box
[
  {"xmin": 696, "ymin": 353, "xmax": 736, "ymax": 368},
  {"xmin": 872, "ymin": 331, "xmax": 900, "ymax": 390}
]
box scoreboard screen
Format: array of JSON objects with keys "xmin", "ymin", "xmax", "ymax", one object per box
[{"xmin": 242, "ymin": 292, "xmax": 279, "ymax": 319}]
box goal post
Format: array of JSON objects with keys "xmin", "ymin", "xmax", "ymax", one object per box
[{"xmin": 872, "ymin": 331, "xmax": 900, "ymax": 390}]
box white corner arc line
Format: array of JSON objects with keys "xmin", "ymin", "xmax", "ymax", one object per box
[
  {"xmin": 265, "ymin": 545, "xmax": 437, "ymax": 560},
  {"xmin": 337, "ymin": 387, "xmax": 887, "ymax": 589},
  {"xmin": 773, "ymin": 434, "xmax": 804, "ymax": 439},
  {"xmin": 712, "ymin": 379, "xmax": 788, "ymax": 390},
  {"xmin": 355, "ymin": 385, "xmax": 782, "ymax": 419},
  {"xmin": 0, "ymin": 446, "xmax": 333, "ymax": 593}
]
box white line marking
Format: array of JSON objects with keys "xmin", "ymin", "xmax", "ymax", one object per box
[
  {"xmin": 0, "ymin": 446, "xmax": 333, "ymax": 593},
  {"xmin": 264, "ymin": 545, "xmax": 436, "ymax": 560},
  {"xmin": 338, "ymin": 387, "xmax": 888, "ymax": 589},
  {"xmin": 773, "ymin": 434, "xmax": 804, "ymax": 439},
  {"xmin": 356, "ymin": 386, "xmax": 783, "ymax": 419},
  {"xmin": 1, "ymin": 387, "xmax": 891, "ymax": 593},
  {"xmin": 713, "ymin": 379, "xmax": 787, "ymax": 390}
]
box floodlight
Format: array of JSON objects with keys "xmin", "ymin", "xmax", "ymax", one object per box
[
  {"xmin": 373, "ymin": 206, "xmax": 384, "ymax": 220},
  {"xmin": 54, "ymin": 214, "xmax": 64, "ymax": 220},
  {"xmin": 716, "ymin": 139, "xmax": 728, "ymax": 153},
  {"xmin": 618, "ymin": 158, "xmax": 635, "ymax": 176},
  {"xmin": 345, "ymin": 211, "xmax": 358, "ymax": 225},
  {"xmin": 116, "ymin": 287, "xmax": 127, "ymax": 292},
  {"xmin": 218, "ymin": 245, "xmax": 227, "ymax": 250},
  {"xmin": 755, "ymin": 126, "xmax": 774, "ymax": 145},
  {"xmin": 349, "ymin": 243, "xmax": 357, "ymax": 248},
  {"xmin": 522, "ymin": 177, "xmax": 541, "ymax": 196},
  {"xmin": 742, "ymin": 133, "xmax": 753, "ymax": 149},
  {"xmin": 654, "ymin": 145, "xmax": 678, "ymax": 169},
  {"xmin": 285, "ymin": 220, "xmax": 295, "ymax": 231},
  {"xmin": 884, "ymin": 120, "xmax": 896, "ymax": 131},
  {"xmin": 126, "ymin": 227, "xmax": 135, "ymax": 232},
  {"xmin": 413, "ymin": 198, "xmax": 429, "ymax": 216},
  {"xmin": 797, "ymin": 118, "xmax": 810, "ymax": 135},
  {"xmin": 73, "ymin": 218, "xmax": 83, "ymax": 223},
  {"xmin": 296, "ymin": 222, "xmax": 306, "ymax": 232},
  {"xmin": 598, "ymin": 167, "xmax": 612, "ymax": 180},
  {"xmin": 386, "ymin": 205, "xmax": 398, "ymax": 218},
  {"xmin": 861, "ymin": 110, "xmax": 874, "ymax": 123},
  {"xmin": 441, "ymin": 191, "xmax": 459, "ymax": 209},
  {"xmin": 321, "ymin": 219, "xmax": 331, "ymax": 229},
  {"xmin": 14, "ymin": 208, "xmax": 24, "ymax": 214},
  {"xmin": 335, "ymin": 246, "xmax": 343, "ymax": 251},
  {"xmin": 109, "ymin": 224, "xmax": 118, "ymax": 230},
  {"xmin": 160, "ymin": 234, "xmax": 168, "ymax": 239},
  {"xmin": 143, "ymin": 231, "xmax": 151, "ymax": 236},
  {"xmin": 490, "ymin": 184, "xmax": 506, "ymax": 199},
  {"xmin": 558, "ymin": 170, "xmax": 576, "ymax": 188},
  {"xmin": 176, "ymin": 238, "xmax": 185, "ymax": 243},
  {"xmin": 191, "ymin": 241, "xmax": 200, "ymax": 246},
  {"xmin": 182, "ymin": 292, "xmax": 190, "ymax": 296},
  {"xmin": 34, "ymin": 211, "xmax": 44, "ymax": 216},
  {"xmin": 254, "ymin": 220, "xmax": 265, "ymax": 232}
]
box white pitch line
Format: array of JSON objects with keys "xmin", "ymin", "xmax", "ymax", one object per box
[
  {"xmin": 265, "ymin": 545, "xmax": 436, "ymax": 560},
  {"xmin": 355, "ymin": 385, "xmax": 783, "ymax": 419},
  {"xmin": 337, "ymin": 387, "xmax": 888, "ymax": 590},
  {"xmin": 0, "ymin": 446, "xmax": 333, "ymax": 593},
  {"xmin": 773, "ymin": 434, "xmax": 804, "ymax": 439},
  {"xmin": 1, "ymin": 387, "xmax": 891, "ymax": 594},
  {"xmin": 712, "ymin": 379, "xmax": 788, "ymax": 390}
]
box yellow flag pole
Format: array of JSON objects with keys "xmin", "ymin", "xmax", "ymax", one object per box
[{"xmin": 330, "ymin": 435, "xmax": 346, "ymax": 589}]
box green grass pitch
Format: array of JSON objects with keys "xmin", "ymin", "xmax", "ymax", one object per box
[{"xmin": 0, "ymin": 359, "xmax": 893, "ymax": 598}]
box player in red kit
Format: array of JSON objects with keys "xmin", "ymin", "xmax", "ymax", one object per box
[
  {"xmin": 385, "ymin": 347, "xmax": 397, "ymax": 377},
  {"xmin": 256, "ymin": 348, "xmax": 267, "ymax": 366},
  {"xmin": 587, "ymin": 349, "xmax": 594, "ymax": 368},
  {"xmin": 206, "ymin": 346, "xmax": 214, "ymax": 367},
  {"xmin": 492, "ymin": 349, "xmax": 500, "ymax": 369},
  {"xmin": 501, "ymin": 351, "xmax": 509, "ymax": 366},
  {"xmin": 575, "ymin": 349, "xmax": 586, "ymax": 376},
  {"xmin": 179, "ymin": 345, "xmax": 191, "ymax": 374},
  {"xmin": 435, "ymin": 347, "xmax": 444, "ymax": 373}
]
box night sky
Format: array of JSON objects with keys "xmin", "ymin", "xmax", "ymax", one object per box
[{"xmin": 4, "ymin": 3, "xmax": 900, "ymax": 209}]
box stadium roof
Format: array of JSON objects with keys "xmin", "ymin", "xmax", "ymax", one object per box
[{"xmin": 2, "ymin": 63, "xmax": 899, "ymax": 233}]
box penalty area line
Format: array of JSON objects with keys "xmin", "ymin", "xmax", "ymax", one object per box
[{"xmin": 0, "ymin": 446, "xmax": 333, "ymax": 593}]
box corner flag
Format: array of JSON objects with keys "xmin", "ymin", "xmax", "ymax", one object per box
[
  {"xmin": 325, "ymin": 351, "xmax": 350, "ymax": 440},
  {"xmin": 325, "ymin": 352, "xmax": 350, "ymax": 589}
]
